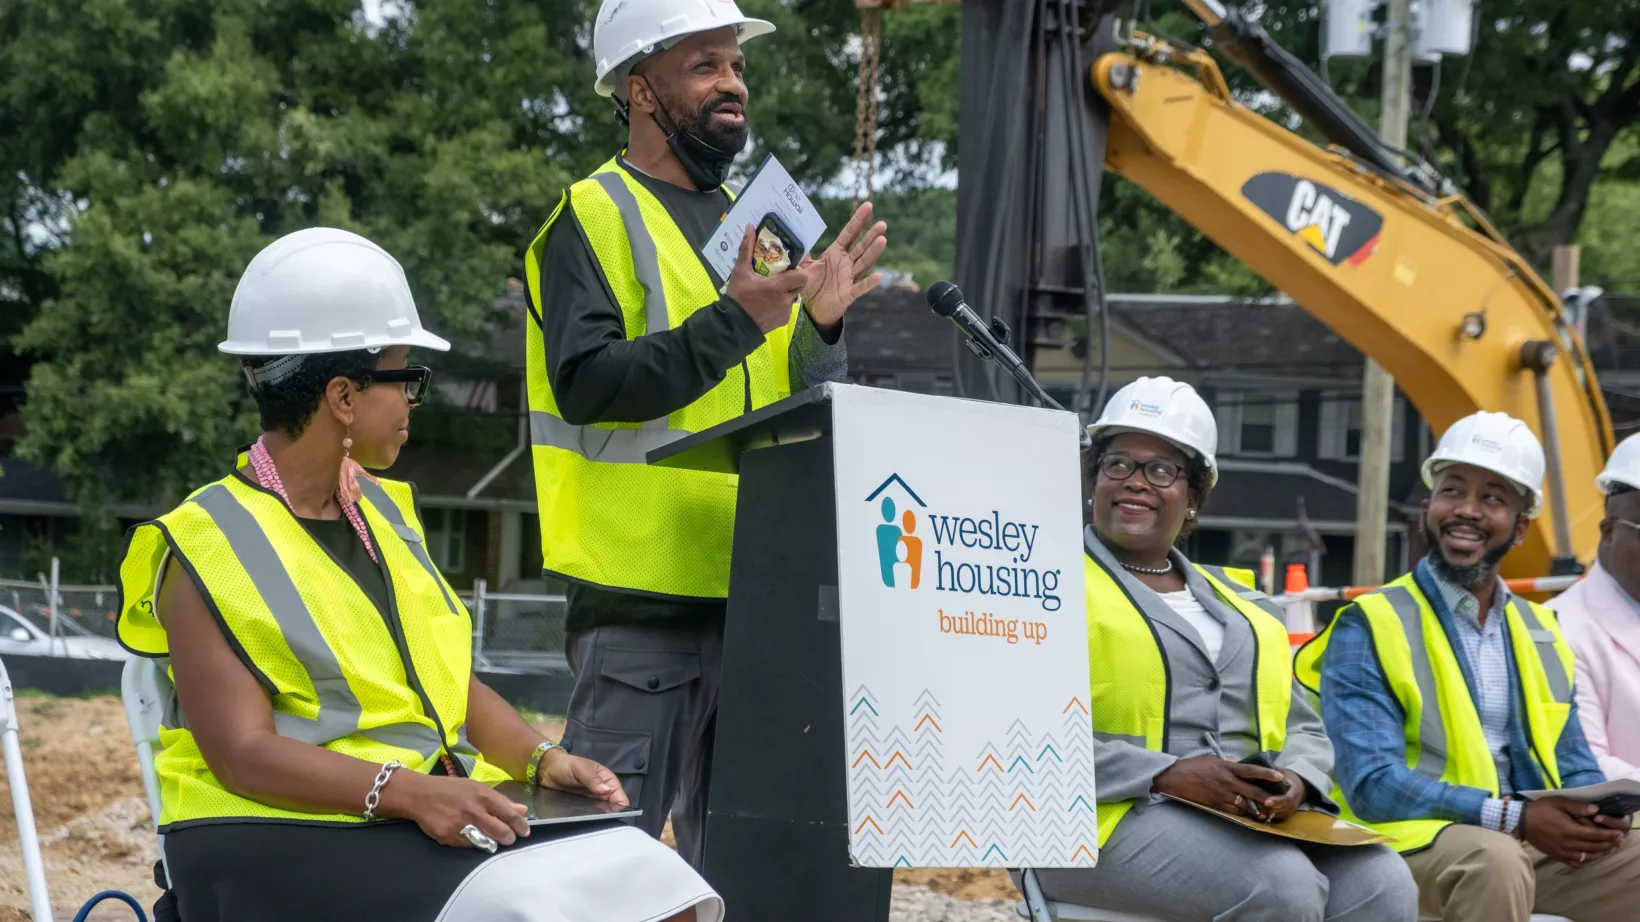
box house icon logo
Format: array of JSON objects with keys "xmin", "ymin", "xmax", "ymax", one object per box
[{"xmin": 866, "ymin": 474, "xmax": 927, "ymax": 589}]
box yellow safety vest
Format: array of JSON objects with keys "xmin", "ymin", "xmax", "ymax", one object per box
[
  {"xmin": 522, "ymin": 156, "xmax": 800, "ymax": 600},
  {"xmin": 116, "ymin": 469, "xmax": 510, "ymax": 830},
  {"xmin": 1083, "ymin": 536, "xmax": 1292, "ymax": 846},
  {"xmin": 1293, "ymin": 572, "xmax": 1575, "ymax": 852}
]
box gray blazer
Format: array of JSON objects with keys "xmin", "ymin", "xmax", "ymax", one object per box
[{"xmin": 1085, "ymin": 530, "xmax": 1337, "ymax": 811}]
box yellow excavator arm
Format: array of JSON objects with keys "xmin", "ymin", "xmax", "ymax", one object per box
[{"xmin": 1090, "ymin": 37, "xmax": 1613, "ymax": 578}]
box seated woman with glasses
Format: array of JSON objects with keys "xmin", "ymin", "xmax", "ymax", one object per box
[
  {"xmin": 1014, "ymin": 377, "xmax": 1417, "ymax": 922},
  {"xmin": 117, "ymin": 228, "xmax": 720, "ymax": 922}
]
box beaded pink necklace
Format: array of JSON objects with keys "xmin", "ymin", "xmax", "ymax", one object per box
[{"xmin": 249, "ymin": 436, "xmax": 378, "ymax": 563}]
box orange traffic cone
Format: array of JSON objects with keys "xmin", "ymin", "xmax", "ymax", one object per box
[{"xmin": 1284, "ymin": 563, "xmax": 1309, "ymax": 594}]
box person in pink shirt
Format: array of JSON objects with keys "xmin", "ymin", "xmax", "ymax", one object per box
[{"xmin": 1547, "ymin": 433, "xmax": 1640, "ymax": 781}]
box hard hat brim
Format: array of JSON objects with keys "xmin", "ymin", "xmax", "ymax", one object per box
[
  {"xmin": 218, "ymin": 326, "xmax": 451, "ymax": 356},
  {"xmin": 1086, "ymin": 423, "xmax": 1220, "ymax": 487},
  {"xmin": 594, "ymin": 18, "xmax": 776, "ymax": 97},
  {"xmin": 1596, "ymin": 472, "xmax": 1638, "ymax": 495},
  {"xmin": 1421, "ymin": 458, "xmax": 1542, "ymax": 518}
]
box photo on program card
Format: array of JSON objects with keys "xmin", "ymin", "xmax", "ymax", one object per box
[{"xmin": 753, "ymin": 213, "xmax": 801, "ymax": 276}]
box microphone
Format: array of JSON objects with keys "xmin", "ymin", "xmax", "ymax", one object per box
[
  {"xmin": 927, "ymin": 282, "xmax": 1091, "ymax": 450},
  {"xmin": 926, "ymin": 281, "xmax": 1028, "ymax": 379}
]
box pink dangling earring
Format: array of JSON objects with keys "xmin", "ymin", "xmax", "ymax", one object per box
[{"xmin": 342, "ymin": 430, "xmax": 354, "ymax": 458}]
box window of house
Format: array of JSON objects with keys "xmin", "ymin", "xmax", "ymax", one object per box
[
  {"xmin": 1215, "ymin": 390, "xmax": 1298, "ymax": 457},
  {"xmin": 1319, "ymin": 393, "xmax": 1405, "ymax": 462},
  {"xmin": 422, "ymin": 507, "xmax": 466, "ymax": 573},
  {"xmin": 1240, "ymin": 400, "xmax": 1277, "ymax": 454}
]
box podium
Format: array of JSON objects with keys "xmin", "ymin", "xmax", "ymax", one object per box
[
  {"xmin": 649, "ymin": 385, "xmax": 891, "ymax": 922},
  {"xmin": 648, "ymin": 383, "xmax": 1096, "ymax": 921}
]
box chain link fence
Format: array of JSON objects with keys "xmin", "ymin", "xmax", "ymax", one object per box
[
  {"xmin": 461, "ymin": 580, "xmax": 570, "ymax": 675},
  {"xmin": 0, "ymin": 561, "xmax": 572, "ymax": 673},
  {"xmin": 0, "ymin": 576, "xmax": 121, "ymax": 641}
]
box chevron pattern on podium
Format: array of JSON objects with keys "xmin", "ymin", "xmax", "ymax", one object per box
[{"xmin": 846, "ymin": 686, "xmax": 1098, "ymax": 868}]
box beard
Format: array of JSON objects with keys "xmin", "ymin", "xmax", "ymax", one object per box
[
  {"xmin": 1422, "ymin": 519, "xmax": 1513, "ymax": 589},
  {"xmin": 674, "ymin": 91, "xmax": 749, "ymax": 154}
]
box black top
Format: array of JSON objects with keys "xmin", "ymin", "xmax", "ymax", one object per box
[
  {"xmin": 298, "ymin": 515, "xmax": 391, "ymax": 621},
  {"xmin": 533, "ymin": 155, "xmax": 768, "ymax": 428},
  {"xmin": 534, "ymin": 156, "xmax": 848, "ymax": 632}
]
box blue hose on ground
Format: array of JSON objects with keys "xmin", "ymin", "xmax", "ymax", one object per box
[{"xmin": 72, "ymin": 890, "xmax": 148, "ymax": 922}]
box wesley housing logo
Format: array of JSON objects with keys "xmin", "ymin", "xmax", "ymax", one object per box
[
  {"xmin": 867, "ymin": 474, "xmax": 926, "ymax": 589},
  {"xmin": 863, "ymin": 474, "xmax": 1061, "ymax": 611}
]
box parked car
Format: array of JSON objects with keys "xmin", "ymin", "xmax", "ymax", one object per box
[{"xmin": 0, "ymin": 603, "xmax": 130, "ymax": 661}]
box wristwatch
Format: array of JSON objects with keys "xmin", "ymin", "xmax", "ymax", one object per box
[{"xmin": 524, "ymin": 740, "xmax": 558, "ymax": 786}]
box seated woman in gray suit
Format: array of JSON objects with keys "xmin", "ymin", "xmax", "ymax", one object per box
[{"xmin": 1018, "ymin": 377, "xmax": 1417, "ymax": 922}]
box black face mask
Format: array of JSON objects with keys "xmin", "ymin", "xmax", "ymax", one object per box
[{"xmin": 642, "ymin": 78, "xmax": 748, "ymax": 191}]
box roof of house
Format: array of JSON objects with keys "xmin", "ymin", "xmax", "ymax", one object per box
[
  {"xmin": 1107, "ymin": 296, "xmax": 1361, "ymax": 375},
  {"xmin": 839, "ymin": 290, "xmax": 1365, "ymax": 379},
  {"xmin": 1205, "ymin": 459, "xmax": 1416, "ymax": 531},
  {"xmin": 0, "ymin": 454, "xmax": 73, "ymax": 508},
  {"xmin": 845, "ymin": 286, "xmax": 955, "ymax": 375}
]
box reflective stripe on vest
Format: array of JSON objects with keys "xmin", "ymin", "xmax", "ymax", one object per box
[
  {"xmin": 192, "ymin": 482, "xmax": 428, "ymax": 751},
  {"xmin": 1514, "ymin": 598, "xmax": 1573, "ymax": 704},
  {"xmin": 1292, "ymin": 572, "xmax": 1574, "ymax": 852},
  {"xmin": 116, "ymin": 472, "xmax": 510, "ymax": 829},
  {"xmin": 591, "ymin": 171, "xmax": 670, "ymax": 343},
  {"xmin": 522, "ymin": 156, "xmax": 799, "ymax": 599},
  {"xmin": 527, "ymin": 410, "xmax": 689, "ymax": 465},
  {"xmin": 355, "ymin": 477, "xmax": 460, "ymax": 616},
  {"xmin": 1082, "ymin": 532, "xmax": 1292, "ymax": 846}
]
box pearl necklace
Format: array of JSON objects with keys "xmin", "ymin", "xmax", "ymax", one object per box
[{"xmin": 1120, "ymin": 557, "xmax": 1174, "ymax": 575}]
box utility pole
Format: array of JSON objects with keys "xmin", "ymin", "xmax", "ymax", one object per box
[{"xmin": 1352, "ymin": 0, "xmax": 1412, "ymax": 587}]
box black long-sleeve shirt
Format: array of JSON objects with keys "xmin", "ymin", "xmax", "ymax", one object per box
[
  {"xmin": 536, "ymin": 156, "xmax": 846, "ymax": 425},
  {"xmin": 534, "ymin": 155, "xmax": 847, "ymax": 629}
]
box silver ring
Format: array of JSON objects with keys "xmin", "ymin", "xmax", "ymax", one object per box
[
  {"xmin": 1234, "ymin": 795, "xmax": 1245, "ymax": 810},
  {"xmin": 1580, "ymin": 852, "xmax": 1587, "ymax": 864},
  {"xmin": 460, "ymin": 824, "xmax": 499, "ymax": 853}
]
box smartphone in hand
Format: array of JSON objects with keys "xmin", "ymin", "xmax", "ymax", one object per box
[
  {"xmin": 752, "ymin": 213, "xmax": 803, "ymax": 277},
  {"xmin": 1593, "ymin": 793, "xmax": 1640, "ymax": 817}
]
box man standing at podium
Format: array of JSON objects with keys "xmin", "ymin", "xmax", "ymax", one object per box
[{"xmin": 521, "ymin": 0, "xmax": 888, "ymax": 869}]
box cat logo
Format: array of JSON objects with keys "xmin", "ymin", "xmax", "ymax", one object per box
[{"xmin": 1241, "ymin": 172, "xmax": 1384, "ymax": 267}]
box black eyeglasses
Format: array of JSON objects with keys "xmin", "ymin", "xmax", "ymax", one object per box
[
  {"xmin": 1097, "ymin": 454, "xmax": 1183, "ymax": 489},
  {"xmin": 365, "ymin": 366, "xmax": 433, "ymax": 407}
]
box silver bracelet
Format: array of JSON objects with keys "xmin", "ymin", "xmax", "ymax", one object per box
[
  {"xmin": 524, "ymin": 740, "xmax": 558, "ymax": 786},
  {"xmin": 364, "ymin": 759, "xmax": 404, "ymax": 820}
]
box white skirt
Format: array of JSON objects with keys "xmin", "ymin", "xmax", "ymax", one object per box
[{"xmin": 432, "ymin": 824, "xmax": 724, "ymax": 922}]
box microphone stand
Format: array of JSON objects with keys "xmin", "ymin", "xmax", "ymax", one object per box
[{"xmin": 957, "ymin": 316, "xmax": 1094, "ymax": 451}]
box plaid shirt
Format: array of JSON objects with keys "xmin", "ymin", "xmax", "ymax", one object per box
[
  {"xmin": 1429, "ymin": 572, "xmax": 1519, "ymax": 798},
  {"xmin": 1319, "ymin": 558, "xmax": 1604, "ymax": 830}
]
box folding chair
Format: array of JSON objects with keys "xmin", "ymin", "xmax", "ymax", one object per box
[
  {"xmin": 1, "ymin": 656, "xmax": 55, "ymax": 921},
  {"xmin": 120, "ymin": 657, "xmax": 169, "ymax": 878}
]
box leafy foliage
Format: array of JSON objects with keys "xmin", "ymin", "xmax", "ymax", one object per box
[
  {"xmin": 3, "ymin": 0, "xmax": 597, "ymax": 570},
  {"xmin": 1218, "ymin": 1, "xmax": 1640, "ymax": 267},
  {"xmin": 5, "ymin": 0, "xmax": 1640, "ymax": 578}
]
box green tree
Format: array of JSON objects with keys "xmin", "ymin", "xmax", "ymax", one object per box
[
  {"xmin": 1228, "ymin": 1, "xmax": 1640, "ymax": 267},
  {"xmin": 0, "ymin": 0, "xmax": 967, "ymax": 575},
  {"xmin": 4, "ymin": 0, "xmax": 596, "ymax": 574}
]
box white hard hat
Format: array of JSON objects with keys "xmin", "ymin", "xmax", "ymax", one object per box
[
  {"xmin": 1596, "ymin": 432, "xmax": 1640, "ymax": 495},
  {"xmin": 1421, "ymin": 411, "xmax": 1545, "ymax": 518},
  {"xmin": 219, "ymin": 227, "xmax": 450, "ymax": 357},
  {"xmin": 1087, "ymin": 376, "xmax": 1219, "ymax": 486},
  {"xmin": 593, "ymin": 0, "xmax": 775, "ymax": 98}
]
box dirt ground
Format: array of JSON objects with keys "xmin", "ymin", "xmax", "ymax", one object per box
[{"xmin": 0, "ymin": 695, "xmax": 1016, "ymax": 920}]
